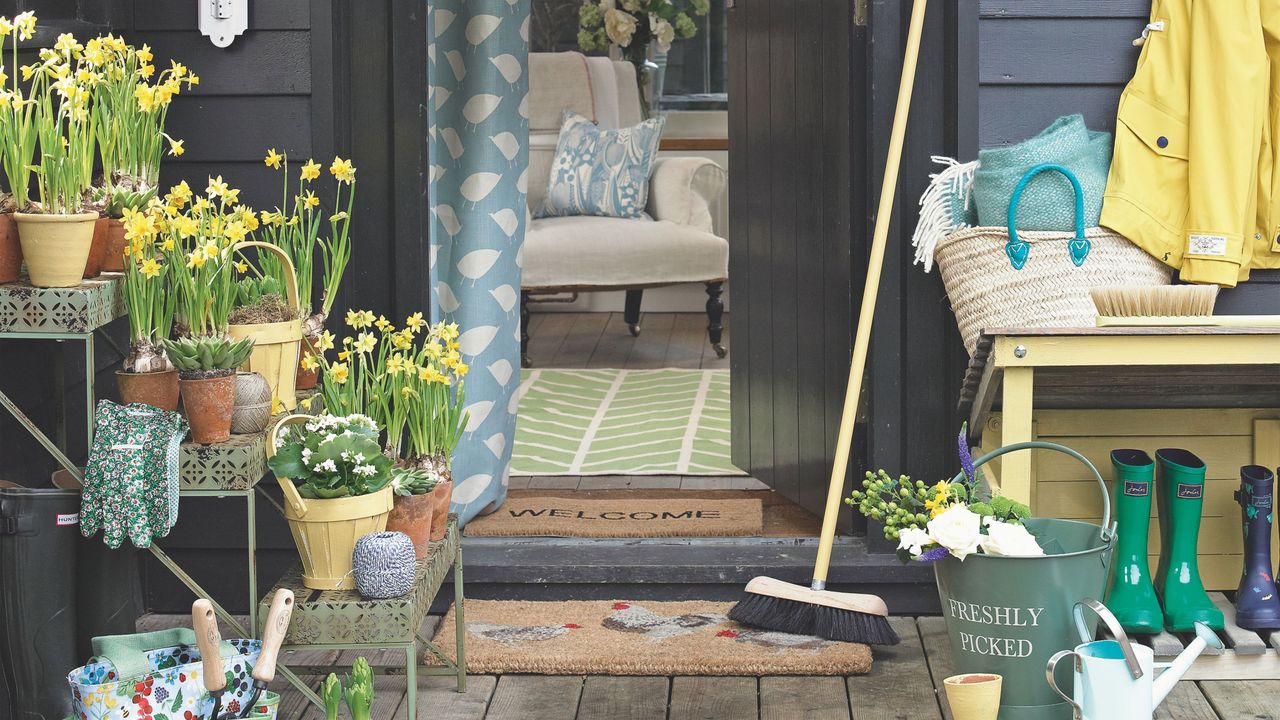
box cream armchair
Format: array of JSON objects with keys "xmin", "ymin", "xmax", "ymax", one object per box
[{"xmin": 522, "ymin": 52, "xmax": 729, "ymax": 367}]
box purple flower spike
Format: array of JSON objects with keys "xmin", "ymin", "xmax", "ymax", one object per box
[
  {"xmin": 958, "ymin": 422, "xmax": 976, "ymax": 482},
  {"xmin": 918, "ymin": 546, "xmax": 951, "ymax": 563}
]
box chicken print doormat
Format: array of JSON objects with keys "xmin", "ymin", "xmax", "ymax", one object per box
[{"xmin": 427, "ymin": 600, "xmax": 872, "ymax": 675}]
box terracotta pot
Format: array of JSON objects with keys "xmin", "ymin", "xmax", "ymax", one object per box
[
  {"xmin": 116, "ymin": 369, "xmax": 180, "ymax": 412},
  {"xmin": 429, "ymin": 479, "xmax": 453, "ymax": 541},
  {"xmin": 295, "ymin": 334, "xmax": 320, "ymax": 391},
  {"xmin": 14, "ymin": 212, "xmax": 97, "ymax": 288},
  {"xmin": 82, "ymin": 216, "xmax": 108, "ymax": 279},
  {"xmin": 385, "ymin": 492, "xmax": 435, "ymax": 559},
  {"xmin": 179, "ymin": 372, "xmax": 236, "ymax": 444},
  {"xmin": 99, "ymin": 217, "xmax": 126, "ymax": 272},
  {"xmin": 0, "ymin": 213, "xmax": 20, "ymax": 284}
]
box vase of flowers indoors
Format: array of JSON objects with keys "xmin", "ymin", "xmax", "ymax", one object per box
[
  {"xmin": 257, "ymin": 149, "xmax": 357, "ymax": 389},
  {"xmin": 385, "ymin": 468, "xmax": 437, "ymax": 559},
  {"xmin": 5, "ymin": 17, "xmax": 99, "ymax": 287},
  {"xmin": 116, "ymin": 205, "xmax": 178, "ymax": 409},
  {"xmin": 88, "ymin": 35, "xmax": 193, "ymax": 273},
  {"xmin": 164, "ymin": 336, "xmax": 254, "ymax": 444},
  {"xmin": 267, "ymin": 413, "xmax": 396, "ymax": 590},
  {"xmin": 311, "ymin": 311, "xmax": 469, "ymax": 540},
  {"xmin": 577, "ymin": 0, "xmax": 709, "ymax": 118}
]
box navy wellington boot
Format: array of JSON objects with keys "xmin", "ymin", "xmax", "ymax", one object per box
[{"xmin": 1234, "ymin": 466, "xmax": 1280, "ymax": 629}]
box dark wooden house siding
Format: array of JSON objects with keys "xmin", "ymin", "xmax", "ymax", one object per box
[{"xmin": 978, "ymin": 1, "xmax": 1145, "ymax": 146}]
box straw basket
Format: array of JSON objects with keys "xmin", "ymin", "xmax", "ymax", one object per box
[
  {"xmin": 227, "ymin": 241, "xmax": 303, "ymax": 411},
  {"xmin": 935, "ymin": 163, "xmax": 1170, "ymax": 355},
  {"xmin": 269, "ymin": 414, "xmax": 395, "ymax": 590}
]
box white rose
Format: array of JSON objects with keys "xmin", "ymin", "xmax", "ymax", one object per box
[
  {"xmin": 926, "ymin": 505, "xmax": 983, "ymax": 561},
  {"xmin": 605, "ymin": 8, "xmax": 638, "ymax": 47},
  {"xmin": 651, "ymin": 16, "xmax": 675, "ymax": 52},
  {"xmin": 981, "ymin": 519, "xmax": 1045, "ymax": 557},
  {"xmin": 897, "ymin": 527, "xmax": 933, "ymax": 557}
]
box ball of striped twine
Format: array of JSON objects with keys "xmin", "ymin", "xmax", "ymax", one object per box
[{"xmin": 352, "ymin": 531, "xmax": 417, "ymax": 599}]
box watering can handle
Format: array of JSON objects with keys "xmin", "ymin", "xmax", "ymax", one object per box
[
  {"xmin": 1074, "ymin": 598, "xmax": 1144, "ymax": 680},
  {"xmin": 1045, "ymin": 650, "xmax": 1083, "ymax": 720},
  {"xmin": 953, "ymin": 440, "xmax": 1114, "ymax": 542}
]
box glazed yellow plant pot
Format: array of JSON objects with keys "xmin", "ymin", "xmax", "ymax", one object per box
[
  {"xmin": 14, "ymin": 212, "xmax": 97, "ymax": 288},
  {"xmin": 943, "ymin": 674, "xmax": 1002, "ymax": 720}
]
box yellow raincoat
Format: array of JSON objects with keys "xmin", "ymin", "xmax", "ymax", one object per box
[{"xmin": 1101, "ymin": 0, "xmax": 1280, "ymax": 287}]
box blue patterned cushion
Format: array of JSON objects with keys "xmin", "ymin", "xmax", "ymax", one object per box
[{"xmin": 537, "ymin": 112, "xmax": 666, "ymax": 220}]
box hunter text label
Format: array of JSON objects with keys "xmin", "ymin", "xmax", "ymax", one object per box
[{"xmin": 948, "ymin": 598, "xmax": 1044, "ymax": 658}]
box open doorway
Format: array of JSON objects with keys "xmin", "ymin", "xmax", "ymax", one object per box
[{"xmin": 472, "ymin": 0, "xmax": 829, "ymax": 541}]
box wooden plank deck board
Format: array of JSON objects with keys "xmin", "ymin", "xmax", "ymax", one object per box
[
  {"xmin": 1211, "ymin": 593, "xmax": 1271, "ymax": 655},
  {"xmin": 554, "ymin": 312, "xmax": 611, "ymax": 368},
  {"xmin": 848, "ymin": 617, "xmax": 941, "ymax": 720},
  {"xmin": 915, "ymin": 616, "xmax": 956, "ymax": 720},
  {"xmin": 575, "ymin": 676, "xmax": 670, "ymax": 720},
  {"xmin": 1198, "ymin": 679, "xmax": 1280, "ymax": 718},
  {"xmin": 485, "ymin": 675, "xmax": 584, "ymax": 720},
  {"xmin": 586, "ymin": 313, "xmax": 639, "ymax": 369},
  {"xmin": 624, "ymin": 313, "xmax": 678, "ymax": 369},
  {"xmin": 670, "ymin": 676, "xmax": 758, "ymax": 720},
  {"xmin": 392, "ymin": 675, "xmax": 499, "ymax": 720},
  {"xmin": 1156, "ymin": 682, "xmax": 1220, "ymax": 720},
  {"xmin": 761, "ymin": 676, "xmax": 850, "ymax": 720},
  {"xmin": 666, "ymin": 312, "xmax": 710, "ymax": 368}
]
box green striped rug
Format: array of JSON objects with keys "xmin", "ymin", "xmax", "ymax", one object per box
[{"xmin": 512, "ymin": 369, "xmax": 744, "ymax": 476}]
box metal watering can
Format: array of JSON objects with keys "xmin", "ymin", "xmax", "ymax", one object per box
[{"xmin": 1045, "ymin": 599, "xmax": 1222, "ymax": 719}]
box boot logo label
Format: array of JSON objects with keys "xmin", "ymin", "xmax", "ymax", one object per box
[
  {"xmin": 1123, "ymin": 481, "xmax": 1149, "ymax": 497},
  {"xmin": 1252, "ymin": 493, "xmax": 1273, "ymax": 509},
  {"xmin": 55, "ymin": 512, "xmax": 78, "ymax": 526},
  {"xmin": 1177, "ymin": 484, "xmax": 1203, "ymax": 499}
]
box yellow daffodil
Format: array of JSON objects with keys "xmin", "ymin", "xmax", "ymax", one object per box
[
  {"xmin": 300, "ymin": 354, "xmax": 319, "ymax": 371},
  {"xmin": 136, "ymin": 43, "xmax": 153, "ymax": 63},
  {"xmin": 400, "ymin": 386, "xmax": 416, "ymax": 399},
  {"xmin": 329, "ymin": 362, "xmax": 349, "ymax": 384},
  {"xmin": 316, "ymin": 330, "xmax": 336, "ymax": 352},
  {"xmin": 186, "ymin": 251, "xmax": 206, "ymax": 269},
  {"xmin": 299, "ymin": 395, "xmax": 314, "ymax": 410},
  {"xmin": 223, "ymin": 187, "xmax": 240, "ymax": 205},
  {"xmin": 15, "ymin": 12, "xmax": 36, "ymax": 42},
  {"xmin": 300, "ymin": 159, "xmax": 321, "ymax": 182},
  {"xmin": 173, "ymin": 215, "xmax": 198, "ymax": 238},
  {"xmin": 134, "ymin": 84, "xmax": 155, "ymax": 111},
  {"xmin": 138, "ymin": 258, "xmax": 162, "ymax": 279},
  {"xmin": 386, "ymin": 354, "xmax": 409, "ymax": 375},
  {"xmin": 0, "ymin": 17, "xmax": 13, "ymax": 37},
  {"xmin": 235, "ymin": 260, "xmax": 249, "ymax": 273},
  {"xmin": 170, "ymin": 60, "xmax": 187, "ymax": 78},
  {"xmin": 354, "ymin": 332, "xmax": 377, "ymax": 354},
  {"xmin": 139, "ymin": 63, "xmax": 155, "ymax": 79},
  {"xmin": 405, "ymin": 312, "xmax": 426, "ymax": 332},
  {"xmin": 392, "ymin": 329, "xmax": 413, "ymax": 350},
  {"xmin": 160, "ymin": 237, "xmax": 175, "ymax": 251},
  {"xmin": 264, "ymin": 148, "xmax": 283, "ymax": 169},
  {"xmin": 223, "ymin": 220, "xmax": 247, "ymax": 243},
  {"xmin": 374, "ymin": 315, "xmax": 392, "ymax": 332},
  {"xmin": 329, "ymin": 156, "xmax": 356, "ymax": 184},
  {"xmin": 206, "ymin": 175, "xmax": 228, "ymax": 198},
  {"xmin": 337, "ymin": 350, "xmax": 351, "ymax": 361},
  {"xmin": 329, "ymin": 211, "xmax": 349, "ymax": 223},
  {"xmin": 167, "ymin": 138, "xmax": 184, "ymax": 157}
]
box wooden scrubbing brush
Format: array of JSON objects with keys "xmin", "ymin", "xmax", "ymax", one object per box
[{"xmin": 1092, "ymin": 285, "xmax": 1280, "ymax": 327}]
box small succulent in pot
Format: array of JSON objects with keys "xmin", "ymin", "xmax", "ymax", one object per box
[
  {"xmin": 162, "ymin": 335, "xmax": 255, "ymax": 379},
  {"xmin": 390, "ymin": 466, "xmax": 437, "ymax": 497}
]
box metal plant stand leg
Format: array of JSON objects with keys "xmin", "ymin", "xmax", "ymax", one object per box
[
  {"xmin": 453, "ymin": 543, "xmax": 466, "ymax": 692},
  {"xmin": 406, "ymin": 645, "xmax": 417, "ymax": 718}
]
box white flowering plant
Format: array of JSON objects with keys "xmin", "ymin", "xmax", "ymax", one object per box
[
  {"xmin": 846, "ymin": 423, "xmax": 1040, "ymax": 563},
  {"xmin": 268, "ymin": 413, "xmax": 393, "ymax": 499}
]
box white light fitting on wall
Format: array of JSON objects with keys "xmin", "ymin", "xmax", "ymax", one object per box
[{"xmin": 199, "ymin": 0, "xmax": 247, "ymax": 48}]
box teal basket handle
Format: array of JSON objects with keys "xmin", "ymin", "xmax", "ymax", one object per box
[
  {"xmin": 1004, "ymin": 163, "xmax": 1091, "ymax": 269},
  {"xmin": 950, "ymin": 440, "xmax": 1113, "ymax": 542}
]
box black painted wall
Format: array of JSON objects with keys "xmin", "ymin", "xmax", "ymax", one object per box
[{"xmin": 0, "ymin": 0, "xmax": 429, "ymax": 613}]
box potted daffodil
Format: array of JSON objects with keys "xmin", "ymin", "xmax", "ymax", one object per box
[{"xmin": 0, "ymin": 12, "xmax": 38, "ymax": 284}]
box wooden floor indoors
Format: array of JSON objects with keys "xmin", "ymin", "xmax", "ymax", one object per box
[
  {"xmin": 524, "ymin": 311, "xmax": 728, "ymax": 370},
  {"xmin": 143, "ymin": 614, "xmax": 1275, "ymax": 719}
]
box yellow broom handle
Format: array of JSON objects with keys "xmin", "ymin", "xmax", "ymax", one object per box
[{"xmin": 813, "ymin": 0, "xmax": 928, "ymax": 586}]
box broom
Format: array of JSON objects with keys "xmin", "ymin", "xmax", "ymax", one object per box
[{"xmin": 728, "ymin": 0, "xmax": 931, "ymax": 646}]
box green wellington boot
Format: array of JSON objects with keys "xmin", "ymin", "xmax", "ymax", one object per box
[
  {"xmin": 1154, "ymin": 449, "xmax": 1225, "ymax": 631},
  {"xmin": 1103, "ymin": 449, "xmax": 1163, "ymax": 633}
]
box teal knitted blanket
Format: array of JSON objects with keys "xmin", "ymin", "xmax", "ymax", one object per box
[{"xmin": 973, "ymin": 115, "xmax": 1112, "ymax": 231}]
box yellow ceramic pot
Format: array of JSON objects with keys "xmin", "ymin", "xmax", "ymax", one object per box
[
  {"xmin": 14, "ymin": 212, "xmax": 97, "ymax": 288},
  {"xmin": 943, "ymin": 674, "xmax": 1002, "ymax": 720}
]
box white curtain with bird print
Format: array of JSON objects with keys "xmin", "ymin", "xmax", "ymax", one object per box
[{"xmin": 428, "ymin": 0, "xmax": 529, "ymax": 524}]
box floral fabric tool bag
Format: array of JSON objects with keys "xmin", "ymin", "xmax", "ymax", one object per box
[
  {"xmin": 67, "ymin": 628, "xmax": 262, "ymax": 719},
  {"xmin": 933, "ymin": 163, "xmax": 1170, "ymax": 355}
]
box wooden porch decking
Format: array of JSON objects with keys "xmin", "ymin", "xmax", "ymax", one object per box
[
  {"xmin": 524, "ymin": 310, "xmax": 729, "ymax": 369},
  {"xmin": 145, "ymin": 615, "xmax": 1276, "ymax": 719}
]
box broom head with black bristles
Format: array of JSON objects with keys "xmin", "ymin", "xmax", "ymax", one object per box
[{"xmin": 728, "ymin": 576, "xmax": 899, "ymax": 645}]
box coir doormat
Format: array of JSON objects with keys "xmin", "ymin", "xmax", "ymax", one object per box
[
  {"xmin": 428, "ymin": 600, "xmax": 872, "ymax": 676},
  {"xmin": 464, "ymin": 496, "xmax": 762, "ymax": 537}
]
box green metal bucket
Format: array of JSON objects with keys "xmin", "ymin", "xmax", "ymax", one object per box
[{"xmin": 933, "ymin": 441, "xmax": 1116, "ymax": 720}]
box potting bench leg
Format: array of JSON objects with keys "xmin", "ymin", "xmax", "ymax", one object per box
[
  {"xmin": 247, "ymin": 490, "xmax": 258, "ymax": 635},
  {"xmin": 454, "ymin": 542, "xmax": 466, "ymax": 693},
  {"xmin": 406, "ymin": 644, "xmax": 418, "ymax": 718},
  {"xmin": 1002, "ymin": 366, "xmax": 1035, "ymax": 507},
  {"xmin": 83, "ymin": 332, "xmax": 94, "ymax": 448}
]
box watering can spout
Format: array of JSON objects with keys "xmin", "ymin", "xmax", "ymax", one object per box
[{"xmin": 1153, "ymin": 622, "xmax": 1222, "ymax": 707}]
